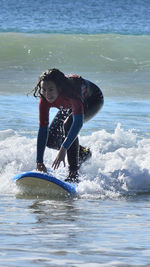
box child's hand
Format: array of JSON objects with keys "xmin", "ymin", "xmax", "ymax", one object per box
[
  {"xmin": 36, "ymin": 163, "xmax": 47, "ymax": 173},
  {"xmin": 52, "ymin": 146, "xmax": 67, "ymax": 170}
]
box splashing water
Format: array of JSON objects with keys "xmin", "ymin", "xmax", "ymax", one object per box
[{"xmin": 1, "ymin": 124, "xmax": 150, "ymax": 199}]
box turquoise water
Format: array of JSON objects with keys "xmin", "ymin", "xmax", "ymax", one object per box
[
  {"xmin": 1, "ymin": 93, "xmax": 150, "ymax": 266},
  {"xmin": 0, "ymin": 0, "xmax": 150, "ymax": 34},
  {"xmin": 0, "ymin": 0, "xmax": 150, "ymax": 265},
  {"xmin": 1, "ymin": 196, "xmax": 150, "ymax": 266}
]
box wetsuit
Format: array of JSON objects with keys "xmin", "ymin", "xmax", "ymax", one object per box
[{"xmin": 37, "ymin": 75, "xmax": 104, "ymax": 175}]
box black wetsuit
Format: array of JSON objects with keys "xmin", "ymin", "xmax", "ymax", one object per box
[{"xmin": 46, "ymin": 77, "xmax": 104, "ymax": 175}]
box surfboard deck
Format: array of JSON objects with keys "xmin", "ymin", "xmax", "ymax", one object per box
[{"xmin": 12, "ymin": 171, "xmax": 77, "ymax": 198}]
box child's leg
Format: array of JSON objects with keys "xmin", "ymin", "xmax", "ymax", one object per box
[
  {"xmin": 64, "ymin": 115, "xmax": 80, "ymax": 181},
  {"xmin": 46, "ymin": 109, "xmax": 71, "ymax": 150},
  {"xmin": 47, "ymin": 109, "xmax": 91, "ymax": 179}
]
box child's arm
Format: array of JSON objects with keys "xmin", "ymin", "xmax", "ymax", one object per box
[
  {"xmin": 36, "ymin": 126, "xmax": 48, "ymax": 163},
  {"xmin": 36, "ymin": 98, "xmax": 50, "ymax": 172},
  {"xmin": 62, "ymin": 114, "xmax": 84, "ymax": 149},
  {"xmin": 36, "ymin": 126, "xmax": 48, "ymax": 172},
  {"xmin": 52, "ymin": 114, "xmax": 83, "ymax": 170}
]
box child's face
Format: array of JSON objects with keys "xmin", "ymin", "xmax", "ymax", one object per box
[{"xmin": 41, "ymin": 80, "xmax": 59, "ymax": 103}]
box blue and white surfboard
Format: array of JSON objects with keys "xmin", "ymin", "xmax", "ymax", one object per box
[{"xmin": 12, "ymin": 171, "xmax": 77, "ymax": 198}]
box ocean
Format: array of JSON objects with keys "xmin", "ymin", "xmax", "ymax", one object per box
[{"xmin": 0, "ymin": 0, "xmax": 150, "ymax": 266}]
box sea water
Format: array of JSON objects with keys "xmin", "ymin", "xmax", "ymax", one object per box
[{"xmin": 0, "ymin": 0, "xmax": 150, "ymax": 266}]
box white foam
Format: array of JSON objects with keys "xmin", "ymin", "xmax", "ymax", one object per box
[{"xmin": 0, "ymin": 124, "xmax": 150, "ymax": 198}]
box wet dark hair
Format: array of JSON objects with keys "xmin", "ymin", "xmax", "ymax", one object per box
[{"xmin": 33, "ymin": 68, "xmax": 81, "ymax": 99}]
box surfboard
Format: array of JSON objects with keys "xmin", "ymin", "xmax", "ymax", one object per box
[{"xmin": 12, "ymin": 171, "xmax": 77, "ymax": 198}]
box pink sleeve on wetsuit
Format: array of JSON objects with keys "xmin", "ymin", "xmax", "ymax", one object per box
[
  {"xmin": 69, "ymin": 97, "xmax": 84, "ymax": 115},
  {"xmin": 39, "ymin": 98, "xmax": 50, "ymax": 127}
]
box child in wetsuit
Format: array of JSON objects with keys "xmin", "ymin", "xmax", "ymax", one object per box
[{"xmin": 33, "ymin": 68, "xmax": 104, "ymax": 182}]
